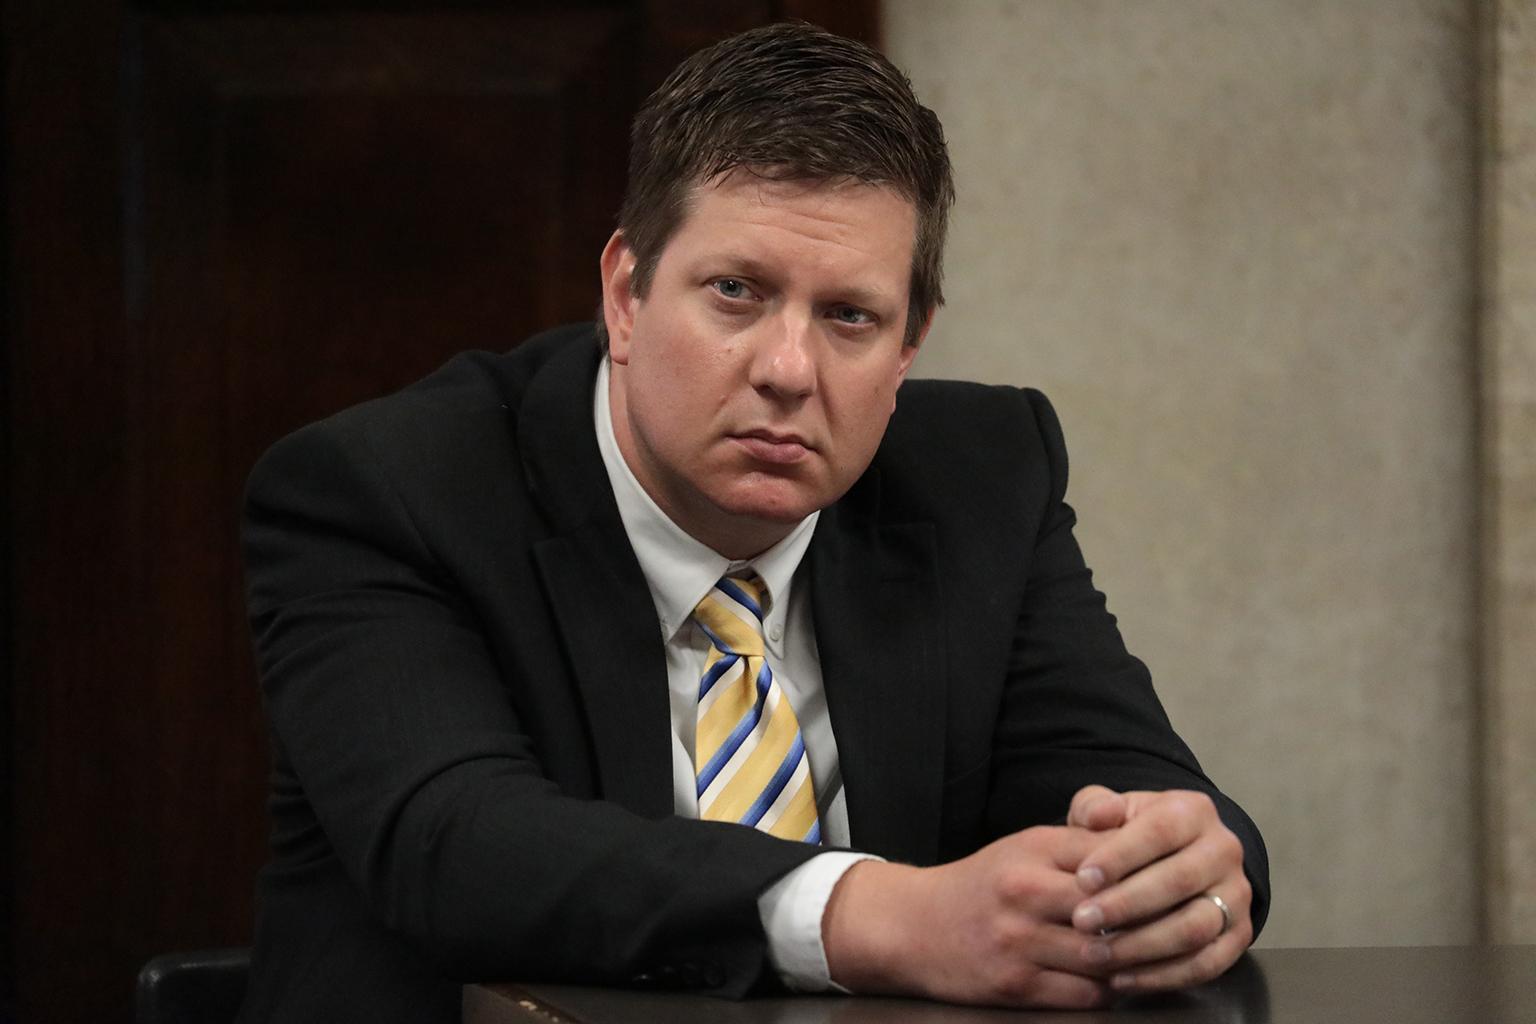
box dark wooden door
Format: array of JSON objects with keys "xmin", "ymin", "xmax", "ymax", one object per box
[{"xmin": 3, "ymin": 2, "xmax": 876, "ymax": 1021}]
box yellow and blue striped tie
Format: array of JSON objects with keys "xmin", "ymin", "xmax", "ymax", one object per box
[{"xmin": 692, "ymin": 573, "xmax": 821, "ymax": 844}]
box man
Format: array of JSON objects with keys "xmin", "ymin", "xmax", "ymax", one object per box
[{"xmin": 240, "ymin": 22, "xmax": 1268, "ymax": 1022}]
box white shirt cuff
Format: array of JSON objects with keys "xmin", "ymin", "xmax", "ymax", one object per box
[{"xmin": 757, "ymin": 851, "xmax": 883, "ymax": 992}]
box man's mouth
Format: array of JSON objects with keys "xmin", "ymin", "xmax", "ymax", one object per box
[{"xmin": 732, "ymin": 430, "xmax": 812, "ymax": 464}]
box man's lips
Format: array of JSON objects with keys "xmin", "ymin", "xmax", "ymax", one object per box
[{"xmin": 731, "ymin": 430, "xmax": 813, "ymax": 465}]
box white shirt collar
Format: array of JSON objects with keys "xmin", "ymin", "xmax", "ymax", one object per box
[{"xmin": 593, "ymin": 358, "xmax": 818, "ymax": 648}]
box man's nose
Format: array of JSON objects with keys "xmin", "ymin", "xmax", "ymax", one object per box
[{"xmin": 749, "ymin": 313, "xmax": 816, "ymax": 399}]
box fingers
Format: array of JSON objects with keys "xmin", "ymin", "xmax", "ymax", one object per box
[
  {"xmin": 993, "ymin": 822, "xmax": 1114, "ymax": 876},
  {"xmin": 1096, "ymin": 883, "xmax": 1251, "ymax": 970},
  {"xmin": 981, "ymin": 918, "xmax": 1119, "ymax": 977},
  {"xmin": 1105, "ymin": 907, "xmax": 1253, "ymax": 993},
  {"xmin": 988, "ymin": 827, "xmax": 1113, "ymax": 921},
  {"xmin": 1067, "ymin": 788, "xmax": 1253, "ymax": 994},
  {"xmin": 970, "ymin": 919, "xmax": 1116, "ymax": 1008},
  {"xmin": 1018, "ymin": 970, "xmax": 1113, "ymax": 1010},
  {"xmin": 1073, "ymin": 826, "xmax": 1242, "ymax": 932},
  {"xmin": 933, "ymin": 826, "xmax": 1130, "ymax": 1006},
  {"xmin": 1076, "ymin": 791, "xmax": 1212, "ymax": 893},
  {"xmin": 1067, "ymin": 784, "xmax": 1127, "ymax": 831}
]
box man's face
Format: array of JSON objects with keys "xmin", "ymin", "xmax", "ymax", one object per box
[{"xmin": 602, "ymin": 171, "xmax": 925, "ymax": 559}]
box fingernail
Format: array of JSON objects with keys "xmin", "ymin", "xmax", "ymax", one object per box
[
  {"xmin": 1086, "ymin": 941, "xmax": 1113, "ymax": 965},
  {"xmin": 1074, "ymin": 903, "xmax": 1105, "ymax": 931},
  {"xmin": 1112, "ymin": 972, "xmax": 1136, "ymax": 990},
  {"xmin": 1077, "ymin": 865, "xmax": 1106, "ymax": 892}
]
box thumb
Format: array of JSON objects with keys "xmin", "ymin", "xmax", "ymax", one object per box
[{"xmin": 1067, "ymin": 785, "xmax": 1127, "ymax": 831}]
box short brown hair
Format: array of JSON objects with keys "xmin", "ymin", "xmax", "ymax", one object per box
[{"xmin": 599, "ymin": 21, "xmax": 954, "ymax": 348}]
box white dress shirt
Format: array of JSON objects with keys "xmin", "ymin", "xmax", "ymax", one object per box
[{"xmin": 593, "ymin": 359, "xmax": 874, "ymax": 990}]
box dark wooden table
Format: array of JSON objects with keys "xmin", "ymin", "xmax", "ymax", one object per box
[{"xmin": 464, "ymin": 946, "xmax": 1536, "ymax": 1023}]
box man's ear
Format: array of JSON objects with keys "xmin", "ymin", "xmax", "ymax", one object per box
[
  {"xmin": 600, "ymin": 230, "xmax": 639, "ymax": 364},
  {"xmin": 895, "ymin": 309, "xmax": 933, "ymax": 385}
]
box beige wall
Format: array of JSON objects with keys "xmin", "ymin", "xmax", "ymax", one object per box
[
  {"xmin": 1485, "ymin": 0, "xmax": 1536, "ymax": 944},
  {"xmin": 885, "ymin": 0, "xmax": 1482, "ymax": 946}
]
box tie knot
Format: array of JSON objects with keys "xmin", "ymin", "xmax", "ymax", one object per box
[{"xmin": 693, "ymin": 573, "xmax": 768, "ymax": 657}]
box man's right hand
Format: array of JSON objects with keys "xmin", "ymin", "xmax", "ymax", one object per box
[{"xmin": 821, "ymin": 826, "xmax": 1115, "ymax": 1009}]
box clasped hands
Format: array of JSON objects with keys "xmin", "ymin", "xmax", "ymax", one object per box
[{"xmin": 823, "ymin": 786, "xmax": 1252, "ymax": 1009}]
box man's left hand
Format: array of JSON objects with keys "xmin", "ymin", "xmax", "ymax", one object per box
[{"xmin": 1065, "ymin": 785, "xmax": 1252, "ymax": 994}]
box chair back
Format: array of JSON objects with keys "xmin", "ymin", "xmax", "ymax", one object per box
[{"xmin": 135, "ymin": 948, "xmax": 251, "ymax": 1024}]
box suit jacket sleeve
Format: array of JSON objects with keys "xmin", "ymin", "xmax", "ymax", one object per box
[
  {"xmin": 243, "ymin": 415, "xmax": 819, "ymax": 994},
  {"xmin": 982, "ymin": 389, "xmax": 1271, "ymax": 935}
]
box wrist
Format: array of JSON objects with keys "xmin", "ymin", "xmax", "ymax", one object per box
[{"xmin": 821, "ymin": 859, "xmax": 925, "ymax": 994}]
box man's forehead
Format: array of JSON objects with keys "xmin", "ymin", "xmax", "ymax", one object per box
[{"xmin": 665, "ymin": 170, "xmax": 917, "ymax": 269}]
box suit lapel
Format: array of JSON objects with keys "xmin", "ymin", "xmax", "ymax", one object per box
[
  {"xmin": 518, "ymin": 336, "xmax": 674, "ymax": 819},
  {"xmin": 811, "ymin": 475, "xmax": 947, "ymax": 866}
]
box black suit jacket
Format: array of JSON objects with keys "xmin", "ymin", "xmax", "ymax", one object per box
[{"xmin": 238, "ymin": 324, "xmax": 1269, "ymax": 1023}]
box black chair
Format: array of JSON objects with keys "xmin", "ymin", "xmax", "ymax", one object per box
[{"xmin": 135, "ymin": 947, "xmax": 250, "ymax": 1024}]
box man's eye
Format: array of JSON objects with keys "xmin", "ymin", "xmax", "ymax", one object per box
[
  {"xmin": 830, "ymin": 305, "xmax": 873, "ymax": 325},
  {"xmin": 712, "ymin": 278, "xmax": 748, "ymax": 299}
]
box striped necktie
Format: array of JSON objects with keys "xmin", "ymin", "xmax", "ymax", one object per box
[{"xmin": 691, "ymin": 572, "xmax": 821, "ymax": 844}]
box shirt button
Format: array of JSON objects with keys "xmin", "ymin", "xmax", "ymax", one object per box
[{"xmin": 769, "ymin": 624, "xmax": 783, "ymax": 642}]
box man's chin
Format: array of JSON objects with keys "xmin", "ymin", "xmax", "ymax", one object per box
[{"xmin": 709, "ymin": 486, "xmax": 826, "ymax": 527}]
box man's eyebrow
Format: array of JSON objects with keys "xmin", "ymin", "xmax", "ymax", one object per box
[
  {"xmin": 831, "ymin": 284, "xmax": 900, "ymax": 311},
  {"xmin": 698, "ymin": 252, "xmax": 774, "ymax": 278}
]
